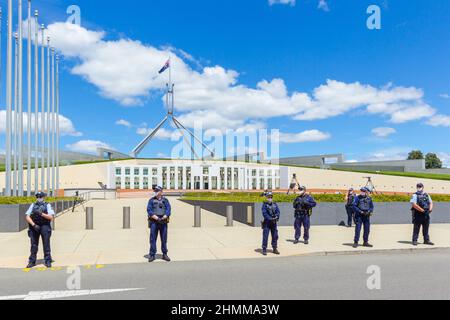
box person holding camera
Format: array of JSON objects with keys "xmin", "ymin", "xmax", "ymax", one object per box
[
  {"xmin": 411, "ymin": 183, "xmax": 435, "ymax": 246},
  {"xmin": 25, "ymin": 192, "xmax": 55, "ymax": 269},
  {"xmin": 293, "ymin": 186, "xmax": 317, "ymax": 245},
  {"xmin": 147, "ymin": 186, "xmax": 172, "ymax": 263},
  {"xmin": 352, "ymin": 187, "xmax": 374, "ymax": 248},
  {"xmin": 345, "ymin": 188, "xmax": 356, "ymax": 227},
  {"xmin": 261, "ymin": 191, "xmax": 281, "ymax": 256}
]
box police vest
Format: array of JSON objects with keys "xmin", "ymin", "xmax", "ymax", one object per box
[
  {"xmin": 294, "ymin": 196, "xmax": 313, "ymax": 216},
  {"xmin": 152, "ymin": 198, "xmax": 167, "ymax": 216},
  {"xmin": 264, "ymin": 203, "xmax": 278, "ymax": 219},
  {"xmin": 416, "ymin": 192, "xmax": 431, "ymax": 211},
  {"xmin": 357, "ymin": 196, "xmax": 372, "ymax": 212},
  {"xmin": 30, "ymin": 202, "xmax": 51, "ymax": 226},
  {"xmin": 346, "ymin": 194, "xmax": 355, "ymax": 207}
]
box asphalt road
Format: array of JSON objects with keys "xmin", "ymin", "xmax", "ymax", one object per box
[{"xmin": 1, "ymin": 249, "xmax": 450, "ymax": 300}]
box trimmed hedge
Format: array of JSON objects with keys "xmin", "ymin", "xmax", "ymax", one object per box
[
  {"xmin": 0, "ymin": 197, "xmax": 76, "ymax": 205},
  {"xmin": 182, "ymin": 192, "xmax": 450, "ymax": 203}
]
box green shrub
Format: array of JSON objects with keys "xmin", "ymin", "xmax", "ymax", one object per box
[
  {"xmin": 182, "ymin": 192, "xmax": 450, "ymax": 203},
  {"xmin": 0, "ymin": 197, "xmax": 76, "ymax": 205}
]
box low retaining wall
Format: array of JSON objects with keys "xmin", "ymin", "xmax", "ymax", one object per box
[
  {"xmin": 182, "ymin": 200, "xmax": 450, "ymax": 227},
  {"xmin": 0, "ymin": 201, "xmax": 74, "ymax": 233}
]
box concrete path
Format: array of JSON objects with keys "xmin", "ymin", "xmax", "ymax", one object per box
[{"xmin": 1, "ymin": 198, "xmax": 450, "ymax": 269}]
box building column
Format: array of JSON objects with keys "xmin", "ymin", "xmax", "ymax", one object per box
[
  {"xmin": 166, "ymin": 168, "xmax": 171, "ymax": 190},
  {"xmin": 224, "ymin": 167, "xmax": 228, "ymax": 191},
  {"xmin": 174, "ymin": 166, "xmax": 179, "ymax": 190},
  {"xmin": 182, "ymin": 167, "xmax": 187, "ymax": 190}
]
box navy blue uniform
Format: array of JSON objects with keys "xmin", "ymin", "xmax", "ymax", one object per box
[
  {"xmin": 147, "ymin": 197, "xmax": 172, "ymax": 257},
  {"xmin": 262, "ymin": 202, "xmax": 281, "ymax": 251},
  {"xmin": 353, "ymin": 195, "xmax": 374, "ymax": 244},
  {"xmin": 293, "ymin": 194, "xmax": 317, "ymax": 242},
  {"xmin": 411, "ymin": 192, "xmax": 433, "ymax": 243},
  {"xmin": 25, "ymin": 202, "xmax": 55, "ymax": 265},
  {"xmin": 345, "ymin": 194, "xmax": 356, "ymax": 227}
]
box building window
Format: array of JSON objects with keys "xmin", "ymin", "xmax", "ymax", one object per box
[
  {"xmin": 143, "ymin": 177, "xmax": 149, "ymax": 189},
  {"xmin": 152, "ymin": 177, "xmax": 158, "ymax": 187},
  {"xmin": 259, "ymin": 170, "xmax": 264, "ymax": 177},
  {"xmin": 115, "ymin": 177, "xmax": 121, "ymax": 189},
  {"xmin": 268, "ymin": 178, "xmax": 273, "ymax": 190},
  {"xmin": 134, "ymin": 178, "xmax": 140, "ymax": 190},
  {"xmin": 212, "ymin": 177, "xmax": 218, "ymax": 190},
  {"xmin": 234, "ymin": 168, "xmax": 239, "ymax": 190},
  {"xmin": 252, "ymin": 170, "xmax": 257, "ymax": 177},
  {"xmin": 267, "ymin": 170, "xmax": 272, "ymax": 177},
  {"xmin": 220, "ymin": 168, "xmax": 225, "ymax": 190},
  {"xmin": 186, "ymin": 167, "xmax": 192, "ymax": 189},
  {"xmin": 125, "ymin": 168, "xmax": 131, "ymax": 176},
  {"xmin": 227, "ymin": 168, "xmax": 232, "ymax": 189},
  {"xmin": 143, "ymin": 168, "xmax": 149, "ymax": 176},
  {"xmin": 152, "ymin": 168, "xmax": 158, "ymax": 176},
  {"xmin": 203, "ymin": 166, "xmax": 209, "ymax": 175},
  {"xmin": 203, "ymin": 176, "xmax": 209, "ymax": 190},
  {"xmin": 178, "ymin": 167, "xmax": 184, "ymax": 190},
  {"xmin": 170, "ymin": 167, "xmax": 176, "ymax": 189},
  {"xmin": 125, "ymin": 177, "xmax": 131, "ymax": 189},
  {"xmin": 162, "ymin": 167, "xmax": 168, "ymax": 189},
  {"xmin": 134, "ymin": 168, "xmax": 140, "ymax": 176},
  {"xmin": 260, "ymin": 178, "xmax": 265, "ymax": 190},
  {"xmin": 116, "ymin": 168, "xmax": 122, "ymax": 176}
]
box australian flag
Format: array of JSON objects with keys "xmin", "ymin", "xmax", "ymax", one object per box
[{"xmin": 158, "ymin": 59, "xmax": 170, "ymax": 74}]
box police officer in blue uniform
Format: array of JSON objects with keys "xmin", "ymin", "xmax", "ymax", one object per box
[
  {"xmin": 25, "ymin": 192, "xmax": 55, "ymax": 268},
  {"xmin": 147, "ymin": 186, "xmax": 172, "ymax": 262},
  {"xmin": 345, "ymin": 188, "xmax": 356, "ymax": 227},
  {"xmin": 411, "ymin": 183, "xmax": 435, "ymax": 246},
  {"xmin": 352, "ymin": 187, "xmax": 374, "ymax": 248},
  {"xmin": 261, "ymin": 191, "xmax": 281, "ymax": 256},
  {"xmin": 293, "ymin": 186, "xmax": 317, "ymax": 245}
]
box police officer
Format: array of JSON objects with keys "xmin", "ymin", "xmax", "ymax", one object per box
[
  {"xmin": 293, "ymin": 186, "xmax": 317, "ymax": 245},
  {"xmin": 25, "ymin": 192, "xmax": 55, "ymax": 268},
  {"xmin": 352, "ymin": 187, "xmax": 374, "ymax": 248},
  {"xmin": 261, "ymin": 191, "xmax": 281, "ymax": 256},
  {"xmin": 147, "ymin": 186, "xmax": 172, "ymax": 262},
  {"xmin": 411, "ymin": 183, "xmax": 435, "ymax": 246},
  {"xmin": 345, "ymin": 188, "xmax": 356, "ymax": 227}
]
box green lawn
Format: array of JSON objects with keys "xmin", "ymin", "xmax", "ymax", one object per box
[
  {"xmin": 0, "ymin": 197, "xmax": 77, "ymax": 205},
  {"xmin": 329, "ymin": 167, "xmax": 450, "ymax": 181},
  {"xmin": 182, "ymin": 192, "xmax": 450, "ymax": 203}
]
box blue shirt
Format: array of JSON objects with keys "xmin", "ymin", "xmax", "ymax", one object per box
[
  {"xmin": 262, "ymin": 202, "xmax": 281, "ymax": 221},
  {"xmin": 25, "ymin": 203, "xmax": 55, "ymax": 216}
]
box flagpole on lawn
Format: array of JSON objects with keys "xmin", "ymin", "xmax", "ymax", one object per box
[
  {"xmin": 51, "ymin": 47, "xmax": 55, "ymax": 195},
  {"xmin": 18, "ymin": 0, "xmax": 24, "ymax": 196},
  {"xmin": 5, "ymin": 2, "xmax": 13, "ymax": 197},
  {"xmin": 40, "ymin": 24, "xmax": 45, "ymax": 192},
  {"xmin": 13, "ymin": 32, "xmax": 18, "ymax": 196},
  {"xmin": 46, "ymin": 36, "xmax": 50, "ymax": 194}
]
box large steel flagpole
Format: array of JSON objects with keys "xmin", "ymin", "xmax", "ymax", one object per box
[
  {"xmin": 26, "ymin": 0, "xmax": 32, "ymax": 195},
  {"xmin": 18, "ymin": 0, "xmax": 24, "ymax": 196},
  {"xmin": 5, "ymin": 3, "xmax": 13, "ymax": 197},
  {"xmin": 55, "ymin": 55, "xmax": 60, "ymax": 193},
  {"xmin": 51, "ymin": 47, "xmax": 55, "ymax": 195},
  {"xmin": 34, "ymin": 9, "xmax": 39, "ymax": 193},
  {"xmin": 13, "ymin": 33, "xmax": 19, "ymax": 196},
  {"xmin": 40, "ymin": 24, "xmax": 45, "ymax": 191},
  {"xmin": 46, "ymin": 36, "xmax": 50, "ymax": 193}
]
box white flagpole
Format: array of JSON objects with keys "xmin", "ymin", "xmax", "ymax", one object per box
[
  {"xmin": 26, "ymin": 0, "xmax": 32, "ymax": 195},
  {"xmin": 5, "ymin": 3, "xmax": 13, "ymax": 197},
  {"xmin": 46, "ymin": 36, "xmax": 50, "ymax": 193},
  {"xmin": 34, "ymin": 9, "xmax": 39, "ymax": 193},
  {"xmin": 18, "ymin": 0, "xmax": 24, "ymax": 196},
  {"xmin": 51, "ymin": 47, "xmax": 55, "ymax": 195},
  {"xmin": 56, "ymin": 54, "xmax": 60, "ymax": 193},
  {"xmin": 13, "ymin": 33, "xmax": 18, "ymax": 196},
  {"xmin": 40, "ymin": 24, "xmax": 45, "ymax": 191}
]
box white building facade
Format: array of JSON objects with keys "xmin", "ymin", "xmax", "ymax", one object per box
[{"xmin": 109, "ymin": 160, "xmax": 283, "ymax": 191}]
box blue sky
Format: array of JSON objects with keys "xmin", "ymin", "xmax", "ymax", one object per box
[{"xmin": 0, "ymin": 0, "xmax": 449, "ymax": 164}]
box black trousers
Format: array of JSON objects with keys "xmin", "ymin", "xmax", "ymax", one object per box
[
  {"xmin": 28, "ymin": 225, "xmax": 52, "ymax": 264},
  {"xmin": 413, "ymin": 215, "xmax": 430, "ymax": 243},
  {"xmin": 345, "ymin": 206, "xmax": 355, "ymax": 227}
]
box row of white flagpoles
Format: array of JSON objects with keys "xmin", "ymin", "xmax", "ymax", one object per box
[{"xmin": 3, "ymin": 0, "xmax": 61, "ymax": 197}]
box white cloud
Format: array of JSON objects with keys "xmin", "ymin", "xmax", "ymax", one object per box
[
  {"xmin": 318, "ymin": 0, "xmax": 330, "ymax": 11},
  {"xmin": 268, "ymin": 0, "xmax": 296, "ymax": 6},
  {"xmin": 0, "ymin": 110, "xmax": 81, "ymax": 137},
  {"xmin": 372, "ymin": 127, "xmax": 396, "ymax": 138},
  {"xmin": 427, "ymin": 115, "xmax": 450, "ymax": 127},
  {"xmin": 278, "ymin": 130, "xmax": 331, "ymax": 144},
  {"xmin": 44, "ymin": 23, "xmax": 438, "ymax": 133},
  {"xmin": 363, "ymin": 147, "xmax": 411, "ymax": 162},
  {"xmin": 437, "ymin": 152, "xmax": 450, "ymax": 168},
  {"xmin": 136, "ymin": 126, "xmax": 182, "ymax": 141},
  {"xmin": 440, "ymin": 93, "xmax": 450, "ymax": 99},
  {"xmin": 115, "ymin": 119, "xmax": 132, "ymax": 128},
  {"xmin": 66, "ymin": 140, "xmax": 112, "ymax": 154}
]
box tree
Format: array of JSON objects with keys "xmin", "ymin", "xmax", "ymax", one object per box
[
  {"xmin": 407, "ymin": 150, "xmax": 424, "ymax": 160},
  {"xmin": 425, "ymin": 153, "xmax": 443, "ymax": 169}
]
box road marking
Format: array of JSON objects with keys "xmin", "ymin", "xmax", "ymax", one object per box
[
  {"xmin": 22, "ymin": 265, "xmax": 106, "ymax": 273},
  {"xmin": 0, "ymin": 288, "xmax": 144, "ymax": 300}
]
